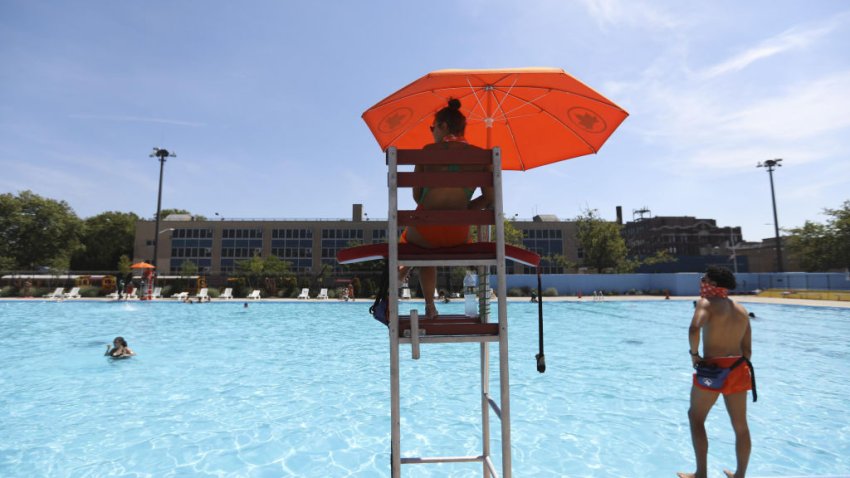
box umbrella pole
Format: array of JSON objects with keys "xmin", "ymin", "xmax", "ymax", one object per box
[
  {"xmin": 536, "ymin": 270, "xmax": 545, "ymax": 373},
  {"xmin": 485, "ymin": 87, "xmax": 492, "ymax": 149}
]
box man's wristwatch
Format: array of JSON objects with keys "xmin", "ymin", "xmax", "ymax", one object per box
[{"xmin": 689, "ymin": 350, "xmax": 699, "ymax": 356}]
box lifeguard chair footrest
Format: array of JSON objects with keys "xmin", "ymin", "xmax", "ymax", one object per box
[{"xmin": 398, "ymin": 314, "xmax": 499, "ymax": 337}]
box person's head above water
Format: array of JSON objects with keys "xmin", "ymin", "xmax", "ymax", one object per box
[
  {"xmin": 431, "ymin": 98, "xmax": 466, "ymax": 142},
  {"xmin": 113, "ymin": 336, "xmax": 128, "ymax": 348},
  {"xmin": 703, "ymin": 265, "xmax": 736, "ymax": 290}
]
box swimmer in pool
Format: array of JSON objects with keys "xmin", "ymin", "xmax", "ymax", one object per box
[{"xmin": 105, "ymin": 336, "xmax": 135, "ymax": 358}]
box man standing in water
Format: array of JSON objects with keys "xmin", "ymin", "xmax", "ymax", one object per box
[{"xmin": 679, "ymin": 266, "xmax": 755, "ymax": 478}]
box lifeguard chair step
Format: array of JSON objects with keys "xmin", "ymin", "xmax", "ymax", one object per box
[{"xmin": 399, "ymin": 314, "xmax": 499, "ymax": 337}]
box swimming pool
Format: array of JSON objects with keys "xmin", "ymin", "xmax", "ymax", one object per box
[{"xmin": 0, "ymin": 300, "xmax": 848, "ymax": 477}]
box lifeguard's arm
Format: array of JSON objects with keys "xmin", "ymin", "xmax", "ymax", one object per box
[
  {"xmin": 741, "ymin": 320, "xmax": 752, "ymax": 360},
  {"xmin": 411, "ymin": 164, "xmax": 424, "ymax": 203},
  {"xmin": 468, "ymin": 165, "xmax": 495, "ymax": 210},
  {"xmin": 689, "ymin": 300, "xmax": 710, "ymax": 365}
]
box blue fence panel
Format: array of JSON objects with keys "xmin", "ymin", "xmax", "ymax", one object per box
[{"xmin": 496, "ymin": 272, "xmax": 850, "ymax": 295}]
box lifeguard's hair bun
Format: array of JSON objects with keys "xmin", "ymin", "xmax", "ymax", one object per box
[{"xmin": 447, "ymin": 98, "xmax": 461, "ymax": 110}]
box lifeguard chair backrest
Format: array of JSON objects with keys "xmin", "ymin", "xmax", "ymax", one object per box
[{"xmin": 389, "ymin": 146, "xmax": 501, "ymax": 229}]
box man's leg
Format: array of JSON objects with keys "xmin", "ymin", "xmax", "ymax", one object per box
[
  {"xmin": 722, "ymin": 392, "xmax": 750, "ymax": 478},
  {"xmin": 419, "ymin": 266, "xmax": 437, "ymax": 319},
  {"xmin": 679, "ymin": 385, "xmax": 719, "ymax": 478}
]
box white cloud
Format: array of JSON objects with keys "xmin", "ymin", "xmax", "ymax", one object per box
[
  {"xmin": 697, "ymin": 16, "xmax": 844, "ymax": 80},
  {"xmin": 577, "ymin": 0, "xmax": 680, "ymax": 30}
]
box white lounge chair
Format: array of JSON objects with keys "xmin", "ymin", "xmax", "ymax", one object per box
[
  {"xmin": 151, "ymin": 287, "xmax": 162, "ymax": 299},
  {"xmin": 64, "ymin": 287, "xmax": 81, "ymax": 299},
  {"xmin": 220, "ymin": 288, "xmax": 233, "ymax": 300},
  {"xmin": 193, "ymin": 288, "xmax": 209, "ymax": 300},
  {"xmin": 297, "ymin": 288, "xmax": 310, "ymax": 299},
  {"xmin": 317, "ymin": 288, "xmax": 328, "ymax": 300},
  {"xmin": 171, "ymin": 291, "xmax": 188, "ymax": 300},
  {"xmin": 43, "ymin": 287, "xmax": 64, "ymax": 299},
  {"xmin": 400, "ymin": 288, "xmax": 411, "ymax": 300},
  {"xmin": 247, "ymin": 290, "xmax": 261, "ymax": 300}
]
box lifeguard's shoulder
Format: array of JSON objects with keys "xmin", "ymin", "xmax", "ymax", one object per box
[{"xmin": 422, "ymin": 142, "xmax": 486, "ymax": 151}]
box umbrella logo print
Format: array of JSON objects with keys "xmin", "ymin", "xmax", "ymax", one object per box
[
  {"xmin": 568, "ymin": 107, "xmax": 607, "ymax": 133},
  {"xmin": 378, "ymin": 107, "xmax": 414, "ymax": 133}
]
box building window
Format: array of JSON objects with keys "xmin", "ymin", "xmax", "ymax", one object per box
[
  {"xmin": 170, "ymin": 229, "xmax": 213, "ymax": 273},
  {"xmin": 271, "ymin": 228, "xmax": 314, "ymax": 272},
  {"xmin": 320, "ymin": 229, "xmax": 364, "ymax": 269},
  {"xmin": 220, "ymin": 228, "xmax": 264, "ymax": 273},
  {"xmin": 522, "ymin": 228, "xmax": 565, "ymax": 274}
]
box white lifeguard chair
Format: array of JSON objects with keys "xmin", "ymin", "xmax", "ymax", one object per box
[{"xmin": 337, "ymin": 146, "xmax": 541, "ymax": 477}]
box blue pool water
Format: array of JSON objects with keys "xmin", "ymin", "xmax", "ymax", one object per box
[{"xmin": 0, "ymin": 300, "xmax": 848, "ymax": 477}]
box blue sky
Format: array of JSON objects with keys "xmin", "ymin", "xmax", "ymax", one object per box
[{"xmin": 1, "ymin": 0, "xmax": 848, "ymax": 242}]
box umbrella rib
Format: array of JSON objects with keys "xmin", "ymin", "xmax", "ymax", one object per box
[
  {"xmin": 466, "ymin": 77, "xmax": 489, "ymax": 121},
  {"xmin": 496, "ymin": 89, "xmax": 604, "ymax": 154},
  {"xmin": 495, "ymin": 85, "xmax": 627, "ymax": 112},
  {"xmin": 501, "ymin": 113, "xmax": 527, "ymax": 171},
  {"xmin": 490, "ymin": 77, "xmax": 519, "ymax": 121},
  {"xmin": 493, "ymin": 90, "xmax": 551, "ymax": 120},
  {"xmin": 378, "ymin": 89, "xmax": 479, "ymax": 147}
]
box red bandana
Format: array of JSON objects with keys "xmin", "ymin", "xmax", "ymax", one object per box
[
  {"xmin": 442, "ymin": 134, "xmax": 467, "ymax": 143},
  {"xmin": 700, "ymin": 282, "xmax": 728, "ymax": 299}
]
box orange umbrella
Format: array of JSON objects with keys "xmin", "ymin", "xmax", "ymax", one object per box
[
  {"xmin": 130, "ymin": 262, "xmax": 156, "ymax": 269},
  {"xmin": 362, "ymin": 67, "xmax": 628, "ymax": 171}
]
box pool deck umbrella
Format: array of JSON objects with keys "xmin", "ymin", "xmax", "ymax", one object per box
[
  {"xmin": 130, "ymin": 262, "xmax": 155, "ymax": 269},
  {"xmin": 362, "ymin": 67, "xmax": 628, "ymax": 171}
]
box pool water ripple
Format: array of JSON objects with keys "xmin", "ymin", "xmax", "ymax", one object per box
[{"xmin": 1, "ymin": 300, "xmax": 848, "ymax": 477}]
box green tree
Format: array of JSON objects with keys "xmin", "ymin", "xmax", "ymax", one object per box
[
  {"xmin": 0, "ymin": 190, "xmax": 83, "ymax": 269},
  {"xmin": 234, "ymin": 254, "xmax": 295, "ymax": 292},
  {"xmin": 546, "ymin": 253, "xmax": 576, "ymax": 273},
  {"xmin": 178, "ymin": 260, "xmax": 199, "ymax": 291},
  {"xmin": 117, "ymin": 255, "xmax": 132, "ymax": 276},
  {"xmin": 503, "ymin": 220, "xmax": 524, "ymax": 247},
  {"xmin": 824, "ymin": 200, "xmax": 850, "ymax": 270},
  {"xmin": 575, "ymin": 208, "xmax": 628, "ymax": 273},
  {"xmin": 71, "ymin": 211, "xmax": 139, "ymax": 271},
  {"xmin": 0, "ymin": 255, "xmax": 16, "ymax": 272},
  {"xmin": 157, "ymin": 208, "xmax": 191, "ymax": 220},
  {"xmin": 787, "ymin": 200, "xmax": 850, "ymax": 271}
]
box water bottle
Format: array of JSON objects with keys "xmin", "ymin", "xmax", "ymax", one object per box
[{"xmin": 464, "ymin": 270, "xmax": 479, "ymax": 317}]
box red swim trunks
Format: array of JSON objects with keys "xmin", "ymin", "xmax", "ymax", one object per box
[
  {"xmin": 399, "ymin": 224, "xmax": 471, "ymax": 248},
  {"xmin": 693, "ymin": 356, "xmax": 753, "ymax": 395}
]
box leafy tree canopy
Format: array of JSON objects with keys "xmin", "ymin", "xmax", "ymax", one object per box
[
  {"xmin": 787, "ymin": 200, "xmax": 850, "ymax": 271},
  {"xmin": 156, "ymin": 208, "xmax": 206, "ymax": 221},
  {"xmin": 0, "ymin": 190, "xmax": 83, "ymax": 270},
  {"xmin": 575, "ymin": 208, "xmax": 628, "ymax": 273},
  {"xmin": 71, "ymin": 211, "xmax": 139, "ymax": 271}
]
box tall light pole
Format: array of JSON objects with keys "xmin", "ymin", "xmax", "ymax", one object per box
[
  {"xmin": 757, "ymin": 158, "xmax": 783, "ymax": 272},
  {"xmin": 150, "ymin": 147, "xmax": 176, "ymax": 270}
]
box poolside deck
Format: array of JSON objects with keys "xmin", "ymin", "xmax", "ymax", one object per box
[{"xmin": 3, "ymin": 295, "xmax": 848, "ymax": 308}]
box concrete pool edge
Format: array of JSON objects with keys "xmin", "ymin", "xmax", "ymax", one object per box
[{"xmin": 1, "ymin": 295, "xmax": 848, "ymax": 308}]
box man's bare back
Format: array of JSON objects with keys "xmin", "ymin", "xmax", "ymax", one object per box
[{"xmin": 693, "ymin": 297, "xmax": 751, "ymax": 359}]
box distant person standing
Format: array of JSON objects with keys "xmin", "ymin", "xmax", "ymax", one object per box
[{"xmin": 679, "ymin": 266, "xmax": 756, "ymax": 478}]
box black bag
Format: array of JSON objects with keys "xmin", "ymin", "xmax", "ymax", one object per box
[
  {"xmin": 695, "ymin": 357, "xmax": 757, "ymax": 402},
  {"xmin": 369, "ymin": 261, "xmax": 389, "ymax": 326}
]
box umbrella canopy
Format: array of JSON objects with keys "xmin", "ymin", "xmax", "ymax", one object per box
[
  {"xmin": 130, "ymin": 262, "xmax": 155, "ymax": 269},
  {"xmin": 362, "ymin": 67, "xmax": 628, "ymax": 171}
]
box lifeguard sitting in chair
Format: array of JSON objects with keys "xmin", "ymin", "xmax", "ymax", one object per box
[{"xmin": 397, "ymin": 98, "xmax": 493, "ymax": 319}]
